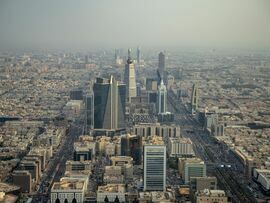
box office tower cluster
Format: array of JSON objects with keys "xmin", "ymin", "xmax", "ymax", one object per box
[{"xmin": 2, "ymin": 48, "xmax": 244, "ymax": 203}]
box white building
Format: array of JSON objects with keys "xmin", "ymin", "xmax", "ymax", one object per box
[
  {"xmin": 50, "ymin": 177, "xmax": 87, "ymax": 203},
  {"xmin": 144, "ymin": 144, "xmax": 166, "ymax": 191},
  {"xmin": 157, "ymin": 80, "xmax": 167, "ymax": 114},
  {"xmin": 133, "ymin": 123, "xmax": 180, "ymax": 138},
  {"xmin": 168, "ymin": 137, "xmax": 195, "ymax": 157},
  {"xmin": 124, "ymin": 49, "xmax": 137, "ymax": 101},
  {"xmin": 97, "ymin": 184, "xmax": 126, "ymax": 203}
]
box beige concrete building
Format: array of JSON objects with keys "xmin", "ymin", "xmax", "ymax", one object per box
[
  {"xmin": 195, "ymin": 189, "xmax": 231, "ymax": 203},
  {"xmin": 97, "ymin": 184, "xmax": 126, "ymax": 203},
  {"xmin": 50, "ymin": 177, "xmax": 87, "ymax": 203}
]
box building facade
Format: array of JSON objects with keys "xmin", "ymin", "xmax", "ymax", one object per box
[
  {"xmin": 157, "ymin": 80, "xmax": 167, "ymax": 114},
  {"xmin": 93, "ymin": 76, "xmax": 126, "ymax": 130},
  {"xmin": 124, "ymin": 49, "xmax": 137, "ymax": 101},
  {"xmin": 143, "ymin": 145, "xmax": 166, "ymax": 191}
]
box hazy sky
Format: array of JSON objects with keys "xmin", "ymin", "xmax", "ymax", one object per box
[{"xmin": 0, "ymin": 0, "xmax": 270, "ymax": 50}]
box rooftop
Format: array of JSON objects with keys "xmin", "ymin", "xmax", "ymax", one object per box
[
  {"xmin": 52, "ymin": 178, "xmax": 85, "ymax": 191},
  {"xmin": 97, "ymin": 184, "xmax": 125, "ymax": 193}
]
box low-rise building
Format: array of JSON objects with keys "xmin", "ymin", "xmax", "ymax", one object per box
[
  {"xmin": 195, "ymin": 189, "xmax": 231, "ymax": 203},
  {"xmin": 178, "ymin": 158, "xmax": 206, "ymax": 184},
  {"xmin": 97, "ymin": 184, "xmax": 126, "ymax": 203},
  {"xmin": 50, "ymin": 177, "xmax": 87, "ymax": 203},
  {"xmin": 168, "ymin": 137, "xmax": 194, "ymax": 157}
]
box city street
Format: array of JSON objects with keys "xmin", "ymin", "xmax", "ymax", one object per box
[{"xmin": 168, "ymin": 90, "xmax": 261, "ymax": 203}]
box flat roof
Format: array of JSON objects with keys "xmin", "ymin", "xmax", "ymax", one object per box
[
  {"xmin": 52, "ymin": 179, "xmax": 85, "ymax": 191},
  {"xmin": 98, "ymin": 184, "xmax": 125, "ymax": 193}
]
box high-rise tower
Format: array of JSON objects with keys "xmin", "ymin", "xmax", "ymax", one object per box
[
  {"xmin": 121, "ymin": 134, "xmax": 142, "ymax": 165},
  {"xmin": 124, "ymin": 49, "xmax": 137, "ymax": 101},
  {"xmin": 143, "ymin": 143, "xmax": 166, "ymax": 191},
  {"xmin": 137, "ymin": 47, "xmax": 141, "ymax": 64},
  {"xmin": 93, "ymin": 76, "xmax": 126, "ymax": 130},
  {"xmin": 157, "ymin": 80, "xmax": 167, "ymax": 114},
  {"xmin": 191, "ymin": 83, "xmax": 199, "ymax": 114},
  {"xmin": 157, "ymin": 52, "xmax": 166, "ymax": 84}
]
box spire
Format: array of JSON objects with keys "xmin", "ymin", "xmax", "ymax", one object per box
[{"xmin": 161, "ymin": 79, "xmax": 164, "ymax": 85}]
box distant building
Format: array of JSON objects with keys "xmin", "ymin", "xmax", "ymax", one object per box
[
  {"xmin": 97, "ymin": 184, "xmax": 126, "ymax": 203},
  {"xmin": 121, "ymin": 134, "xmax": 142, "ymax": 165},
  {"xmin": 133, "ymin": 123, "xmax": 180, "ymax": 138},
  {"xmin": 18, "ymin": 160, "xmax": 39, "ymax": 182},
  {"xmin": 143, "ymin": 144, "xmax": 166, "ymax": 191},
  {"xmin": 110, "ymin": 156, "xmax": 133, "ymax": 167},
  {"xmin": 168, "ymin": 137, "xmax": 194, "ymax": 157},
  {"xmin": 50, "ymin": 177, "xmax": 87, "ymax": 203},
  {"xmin": 211, "ymin": 124, "xmax": 224, "ymax": 136},
  {"xmin": 70, "ymin": 89, "xmax": 83, "ymax": 100},
  {"xmin": 190, "ymin": 176, "xmax": 217, "ymax": 191},
  {"xmin": 157, "ymin": 112, "xmax": 174, "ymax": 123},
  {"xmin": 85, "ymin": 55, "xmax": 89, "ymax": 64},
  {"xmin": 12, "ymin": 170, "xmax": 32, "ymax": 193},
  {"xmin": 65, "ymin": 160, "xmax": 92, "ymax": 172},
  {"xmin": 253, "ymin": 169, "xmax": 270, "ymax": 193},
  {"xmin": 137, "ymin": 47, "xmax": 141, "ymax": 64},
  {"xmin": 85, "ymin": 94, "xmax": 94, "ymax": 133},
  {"xmin": 195, "ymin": 189, "xmax": 231, "ymax": 203},
  {"xmin": 157, "ymin": 80, "xmax": 167, "ymax": 114},
  {"xmin": 148, "ymin": 91, "xmax": 158, "ymax": 104},
  {"xmin": 146, "ymin": 78, "xmax": 158, "ymax": 91},
  {"xmin": 73, "ymin": 142, "xmax": 95, "ymax": 161},
  {"xmin": 93, "ymin": 76, "xmax": 126, "ymax": 130},
  {"xmin": 124, "ymin": 49, "xmax": 137, "ymax": 101},
  {"xmin": 157, "ymin": 52, "xmax": 166, "ymax": 83},
  {"xmin": 178, "ymin": 158, "xmax": 206, "ymax": 184}
]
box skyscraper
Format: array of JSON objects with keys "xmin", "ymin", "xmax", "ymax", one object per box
[
  {"xmin": 137, "ymin": 47, "xmax": 141, "ymax": 64},
  {"xmin": 85, "ymin": 94, "xmax": 94, "ymax": 133},
  {"xmin": 121, "ymin": 134, "xmax": 142, "ymax": 165},
  {"xmin": 157, "ymin": 52, "xmax": 166, "ymax": 83},
  {"xmin": 93, "ymin": 76, "xmax": 126, "ymax": 130},
  {"xmin": 85, "ymin": 55, "xmax": 89, "ymax": 64},
  {"xmin": 191, "ymin": 83, "xmax": 199, "ymax": 114},
  {"xmin": 143, "ymin": 144, "xmax": 166, "ymax": 191},
  {"xmin": 124, "ymin": 49, "xmax": 137, "ymax": 101},
  {"xmin": 157, "ymin": 80, "xmax": 167, "ymax": 114}
]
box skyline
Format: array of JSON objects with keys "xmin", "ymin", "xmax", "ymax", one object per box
[{"xmin": 1, "ymin": 0, "xmax": 270, "ymax": 51}]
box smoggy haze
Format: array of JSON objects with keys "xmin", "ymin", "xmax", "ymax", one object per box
[{"xmin": 0, "ymin": 0, "xmax": 270, "ymax": 50}]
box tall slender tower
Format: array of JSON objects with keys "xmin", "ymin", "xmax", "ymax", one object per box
[
  {"xmin": 157, "ymin": 80, "xmax": 167, "ymax": 114},
  {"xmin": 157, "ymin": 52, "xmax": 166, "ymax": 84},
  {"xmin": 124, "ymin": 49, "xmax": 137, "ymax": 101},
  {"xmin": 191, "ymin": 83, "xmax": 199, "ymax": 114},
  {"xmin": 137, "ymin": 47, "xmax": 141, "ymax": 64},
  {"xmin": 93, "ymin": 76, "xmax": 126, "ymax": 130}
]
